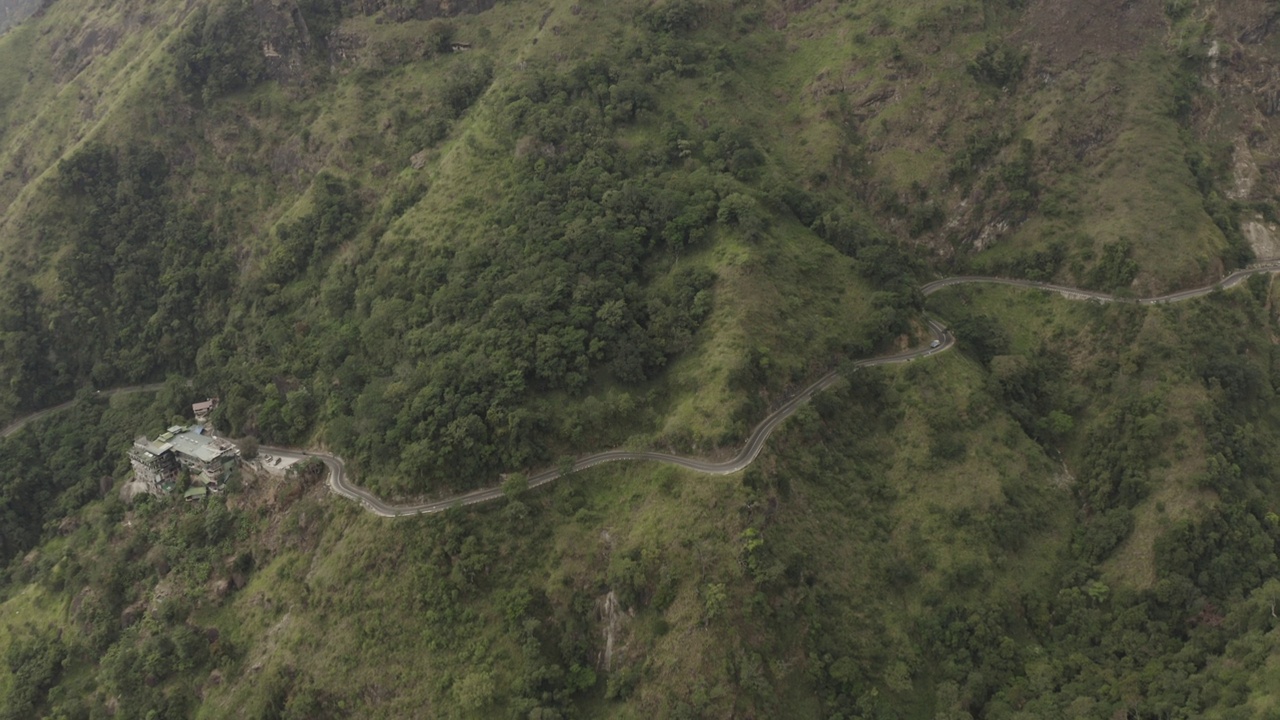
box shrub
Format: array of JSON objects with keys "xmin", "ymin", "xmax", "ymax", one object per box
[
  {"xmin": 173, "ymin": 0, "xmax": 265, "ymax": 103},
  {"xmin": 967, "ymin": 42, "xmax": 1027, "ymax": 88}
]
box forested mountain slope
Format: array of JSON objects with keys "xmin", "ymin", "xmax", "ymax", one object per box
[{"xmin": 2, "ymin": 0, "xmax": 1280, "ymax": 717}]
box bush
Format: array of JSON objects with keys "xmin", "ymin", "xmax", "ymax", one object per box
[
  {"xmin": 1088, "ymin": 240, "xmax": 1139, "ymax": 291},
  {"xmin": 717, "ymin": 192, "xmax": 764, "ymax": 239},
  {"xmin": 2, "ymin": 627, "xmax": 67, "ymax": 719},
  {"xmin": 173, "ymin": 0, "xmax": 265, "ymax": 103},
  {"xmin": 439, "ymin": 56, "xmax": 494, "ymax": 115},
  {"xmin": 641, "ymin": 0, "xmax": 706, "ymax": 34},
  {"xmin": 967, "ymin": 42, "xmax": 1027, "ymax": 88}
]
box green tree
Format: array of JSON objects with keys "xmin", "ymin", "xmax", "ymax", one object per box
[
  {"xmin": 502, "ymin": 472, "xmax": 528, "ymax": 500},
  {"xmin": 702, "ymin": 582, "xmax": 727, "ymax": 625},
  {"xmin": 717, "ymin": 193, "xmax": 764, "ymax": 240},
  {"xmin": 172, "ymin": 0, "xmax": 266, "ymax": 103}
]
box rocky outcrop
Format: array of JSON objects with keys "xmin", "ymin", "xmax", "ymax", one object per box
[
  {"xmin": 349, "ymin": 0, "xmax": 498, "ymax": 22},
  {"xmin": 255, "ymin": 0, "xmax": 501, "ymax": 79},
  {"xmin": 595, "ymin": 589, "xmax": 631, "ymax": 672},
  {"xmin": 253, "ymin": 0, "xmax": 315, "ymax": 85}
]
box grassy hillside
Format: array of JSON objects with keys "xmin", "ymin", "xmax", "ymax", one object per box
[
  {"xmin": 0, "ymin": 0, "xmax": 1273, "ymax": 456},
  {"xmin": 3, "ymin": 0, "xmax": 1280, "ymax": 717},
  {"xmin": 9, "ymin": 277, "xmax": 1280, "ymax": 717},
  {"xmin": 0, "ymin": 0, "xmax": 934, "ymax": 499}
]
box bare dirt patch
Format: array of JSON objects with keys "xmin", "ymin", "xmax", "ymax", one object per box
[
  {"xmin": 1229, "ymin": 136, "xmax": 1262, "ymax": 200},
  {"xmin": 1244, "ymin": 219, "xmax": 1280, "ymax": 258},
  {"xmin": 1207, "ymin": 2, "xmax": 1280, "ymax": 212},
  {"xmin": 1012, "ymin": 0, "xmax": 1165, "ymax": 70},
  {"xmin": 49, "ymin": 23, "xmax": 122, "ymax": 81},
  {"xmin": 119, "ymin": 479, "xmax": 156, "ymax": 504}
]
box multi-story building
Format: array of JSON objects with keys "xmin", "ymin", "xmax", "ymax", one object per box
[
  {"xmin": 129, "ymin": 425, "xmax": 238, "ymax": 493},
  {"xmin": 128, "ymin": 438, "xmax": 180, "ymax": 492}
]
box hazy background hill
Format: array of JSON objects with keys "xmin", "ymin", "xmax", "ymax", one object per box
[
  {"xmin": 1, "ymin": 0, "xmax": 1280, "ymax": 717},
  {"xmin": 0, "ymin": 0, "xmax": 40, "ymax": 35}
]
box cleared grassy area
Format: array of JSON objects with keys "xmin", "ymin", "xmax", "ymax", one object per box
[
  {"xmin": 0, "ymin": 0, "xmax": 190, "ymax": 232},
  {"xmin": 882, "ymin": 352, "xmax": 1071, "ymax": 605},
  {"xmin": 0, "ymin": 584, "xmax": 66, "ymax": 700},
  {"xmin": 656, "ymin": 223, "xmax": 876, "ymax": 447}
]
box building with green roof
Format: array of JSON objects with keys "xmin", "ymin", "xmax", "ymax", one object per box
[{"xmin": 129, "ymin": 425, "xmax": 239, "ymax": 493}]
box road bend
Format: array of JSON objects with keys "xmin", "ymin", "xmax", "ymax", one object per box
[
  {"xmin": 6, "ymin": 262, "xmax": 1280, "ymax": 517},
  {"xmin": 268, "ymin": 315, "xmax": 959, "ymax": 517}
]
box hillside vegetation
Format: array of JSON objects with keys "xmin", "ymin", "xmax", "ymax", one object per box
[
  {"xmin": 3, "ymin": 0, "xmax": 1280, "ymax": 717},
  {"xmin": 0, "ymin": 0, "xmax": 1275, "ymax": 493}
]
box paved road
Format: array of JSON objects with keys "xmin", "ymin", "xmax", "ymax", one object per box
[
  {"xmin": 0, "ymin": 382, "xmax": 168, "ymax": 439},
  {"xmin": 7, "ymin": 262, "xmax": 1280, "ymax": 517},
  {"xmin": 921, "ymin": 259, "xmax": 1280, "ymax": 305},
  {"xmin": 254, "ymin": 318, "xmax": 959, "ymax": 518}
]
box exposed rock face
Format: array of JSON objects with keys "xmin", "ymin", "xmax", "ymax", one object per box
[
  {"xmin": 1244, "ymin": 219, "xmax": 1280, "ymax": 259},
  {"xmin": 119, "ymin": 479, "xmax": 157, "ymax": 504},
  {"xmin": 347, "ymin": 0, "xmax": 499, "ymax": 22},
  {"xmin": 254, "ymin": 0, "xmax": 502, "ymax": 82},
  {"xmin": 254, "ymin": 0, "xmax": 315, "ymax": 85},
  {"xmin": 1013, "ymin": 0, "xmax": 1165, "ymax": 69},
  {"xmin": 595, "ymin": 589, "xmax": 631, "ymax": 672},
  {"xmin": 1205, "ymin": 3, "xmax": 1280, "ymax": 256}
]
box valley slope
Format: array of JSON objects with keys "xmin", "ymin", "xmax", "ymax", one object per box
[{"xmin": 3, "ymin": 0, "xmax": 1280, "ymax": 718}]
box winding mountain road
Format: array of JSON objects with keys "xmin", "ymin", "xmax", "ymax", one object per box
[
  {"xmin": 921, "ymin": 259, "xmax": 1280, "ymax": 304},
  {"xmin": 6, "ymin": 263, "xmax": 1280, "ymax": 517},
  {"xmin": 261, "ymin": 319, "xmax": 958, "ymax": 517},
  {"xmin": 0, "ymin": 382, "xmax": 168, "ymax": 439}
]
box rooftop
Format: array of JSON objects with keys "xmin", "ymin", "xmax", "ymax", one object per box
[
  {"xmin": 192, "ymin": 400, "xmax": 215, "ymax": 413},
  {"xmin": 133, "ymin": 438, "xmax": 174, "ymax": 457},
  {"xmin": 168, "ymin": 428, "xmax": 235, "ymax": 464}
]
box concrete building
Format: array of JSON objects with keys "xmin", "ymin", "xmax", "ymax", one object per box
[
  {"xmin": 129, "ymin": 425, "xmax": 238, "ymax": 492},
  {"xmin": 192, "ymin": 398, "xmax": 218, "ymax": 422},
  {"xmin": 128, "ymin": 439, "xmax": 180, "ymax": 492}
]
